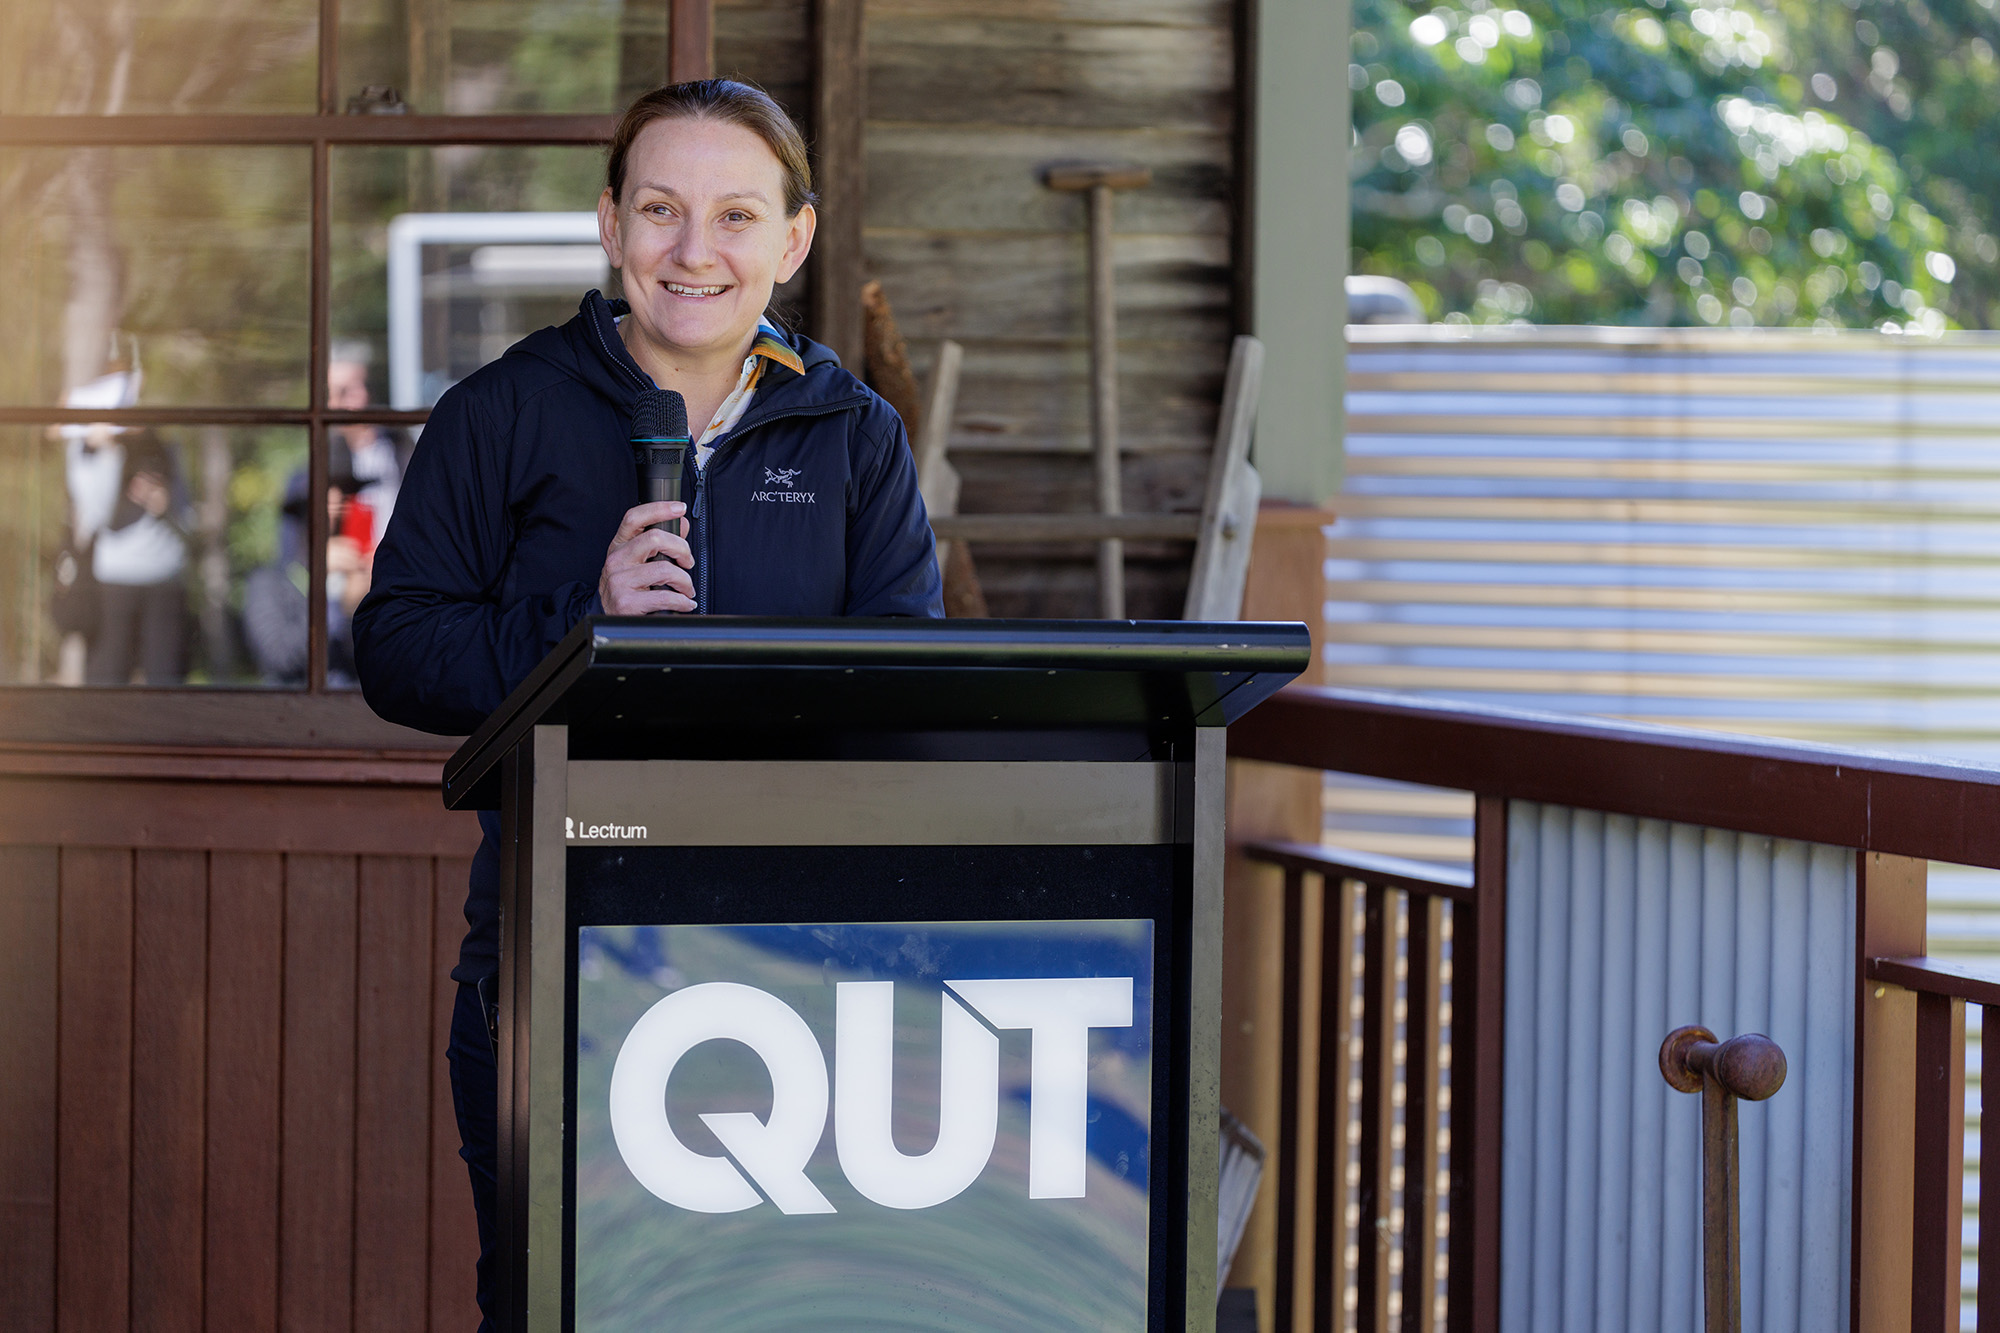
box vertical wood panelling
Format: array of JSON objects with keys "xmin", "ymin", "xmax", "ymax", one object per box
[
  {"xmin": 279, "ymin": 854, "xmax": 357, "ymax": 1333},
  {"xmin": 56, "ymin": 848, "xmax": 133, "ymax": 1333},
  {"xmin": 130, "ymin": 851, "xmax": 208, "ymax": 1333},
  {"xmin": 6, "ymin": 781, "xmax": 478, "ymax": 1331},
  {"xmin": 353, "ymin": 856, "xmax": 435, "ymax": 1328},
  {"xmin": 1499, "ymin": 804, "xmax": 1857, "ymax": 1333},
  {"xmin": 204, "ymin": 852, "xmax": 283, "ymax": 1333},
  {"xmin": 860, "ymin": 0, "xmax": 1239, "ymax": 618},
  {"xmin": 429, "ymin": 857, "xmax": 480, "ymax": 1332},
  {"xmin": 0, "ymin": 846, "xmax": 59, "ymax": 1332}
]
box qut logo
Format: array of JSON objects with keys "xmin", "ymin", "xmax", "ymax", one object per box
[{"xmin": 608, "ymin": 977, "xmax": 1134, "ymax": 1214}]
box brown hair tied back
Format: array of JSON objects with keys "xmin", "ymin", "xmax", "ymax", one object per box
[{"xmin": 606, "ymin": 79, "xmax": 818, "ymax": 218}]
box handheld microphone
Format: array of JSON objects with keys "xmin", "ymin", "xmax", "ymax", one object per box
[{"xmin": 631, "ymin": 388, "xmax": 691, "ymax": 540}]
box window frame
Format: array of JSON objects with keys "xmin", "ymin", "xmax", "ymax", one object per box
[{"xmin": 0, "ymin": 0, "xmax": 712, "ymax": 749}]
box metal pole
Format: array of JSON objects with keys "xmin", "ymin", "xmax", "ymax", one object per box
[{"xmin": 1660, "ymin": 1026, "xmax": 1788, "ymax": 1333}]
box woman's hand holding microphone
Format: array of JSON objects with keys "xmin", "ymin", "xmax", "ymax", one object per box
[{"xmin": 598, "ymin": 500, "xmax": 694, "ymax": 614}]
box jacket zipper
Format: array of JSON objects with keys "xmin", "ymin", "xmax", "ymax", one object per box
[
  {"xmin": 683, "ymin": 395, "xmax": 869, "ymax": 616},
  {"xmin": 690, "ymin": 459, "xmax": 707, "ymax": 613}
]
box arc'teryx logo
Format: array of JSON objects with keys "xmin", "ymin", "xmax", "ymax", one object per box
[
  {"xmin": 752, "ymin": 466, "xmax": 815, "ymax": 505},
  {"xmin": 607, "ymin": 977, "xmax": 1133, "ymax": 1213}
]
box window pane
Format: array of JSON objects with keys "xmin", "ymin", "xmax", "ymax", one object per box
[
  {"xmin": 0, "ymin": 424, "xmax": 307, "ymax": 687},
  {"xmin": 0, "ymin": 0, "xmax": 319, "ymax": 116},
  {"xmin": 339, "ymin": 0, "xmax": 670, "ymax": 116},
  {"xmin": 333, "ymin": 144, "xmax": 612, "ymax": 407},
  {"xmin": 0, "ymin": 148, "xmax": 311, "ymax": 408}
]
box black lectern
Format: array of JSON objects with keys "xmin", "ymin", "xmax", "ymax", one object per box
[{"xmin": 444, "ymin": 617, "xmax": 1310, "ymax": 1333}]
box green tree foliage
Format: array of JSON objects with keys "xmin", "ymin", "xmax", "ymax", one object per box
[
  {"xmin": 1351, "ymin": 0, "xmax": 1982, "ymax": 327},
  {"xmin": 1774, "ymin": 0, "xmax": 2000, "ymax": 326}
]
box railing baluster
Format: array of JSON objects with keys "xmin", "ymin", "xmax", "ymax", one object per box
[
  {"xmin": 1448, "ymin": 794, "xmax": 1508, "ymax": 1333},
  {"xmin": 1913, "ymin": 990, "xmax": 1959, "ymax": 1331},
  {"xmin": 1316, "ymin": 874, "xmax": 1358, "ymax": 1331},
  {"xmin": 1274, "ymin": 867, "xmax": 1305, "ymax": 1333},
  {"xmin": 1402, "ymin": 894, "xmax": 1444, "ymax": 1333},
  {"xmin": 1358, "ymin": 883, "xmax": 1397, "ymax": 1333},
  {"xmin": 1244, "ymin": 838, "xmax": 1473, "ymax": 1333},
  {"xmin": 1982, "ymin": 1002, "xmax": 1998, "ymax": 1333}
]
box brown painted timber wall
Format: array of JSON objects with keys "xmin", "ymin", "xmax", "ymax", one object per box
[{"xmin": 0, "ymin": 760, "xmax": 484, "ymax": 1332}]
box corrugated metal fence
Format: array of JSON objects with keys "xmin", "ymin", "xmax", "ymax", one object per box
[
  {"xmin": 1331, "ymin": 325, "xmax": 2000, "ymax": 1328},
  {"xmin": 1501, "ymin": 806, "xmax": 1853, "ymax": 1333}
]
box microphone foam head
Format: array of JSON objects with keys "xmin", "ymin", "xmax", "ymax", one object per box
[{"xmin": 632, "ymin": 388, "xmax": 689, "ymax": 441}]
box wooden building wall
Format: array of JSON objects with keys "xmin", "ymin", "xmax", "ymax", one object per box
[
  {"xmin": 0, "ymin": 7, "xmax": 1251, "ymax": 1328},
  {"xmin": 718, "ymin": 0, "xmax": 1243, "ymax": 618},
  {"xmin": 0, "ymin": 758, "xmax": 484, "ymax": 1332}
]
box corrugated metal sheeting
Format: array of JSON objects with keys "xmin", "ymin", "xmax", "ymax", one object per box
[
  {"xmin": 1500, "ymin": 804, "xmax": 1854, "ymax": 1333},
  {"xmin": 1329, "ymin": 327, "xmax": 1997, "ymax": 1324},
  {"xmin": 1337, "ymin": 325, "xmax": 2000, "ymax": 752}
]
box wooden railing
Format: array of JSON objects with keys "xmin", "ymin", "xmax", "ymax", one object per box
[
  {"xmin": 1228, "ymin": 684, "xmax": 2000, "ymax": 1333},
  {"xmin": 1239, "ymin": 839, "xmax": 1476, "ymax": 1333},
  {"xmin": 1866, "ymin": 956, "xmax": 2000, "ymax": 1333}
]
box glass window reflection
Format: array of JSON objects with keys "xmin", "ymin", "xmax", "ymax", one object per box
[
  {"xmin": 339, "ymin": 0, "xmax": 671, "ymax": 116},
  {"xmin": 334, "ymin": 145, "xmax": 612, "ymax": 407},
  {"xmin": 0, "ymin": 148, "xmax": 311, "ymax": 408},
  {"xmin": 0, "ymin": 0, "xmax": 319, "ymax": 117},
  {"xmin": 0, "ymin": 424, "xmax": 306, "ymax": 686}
]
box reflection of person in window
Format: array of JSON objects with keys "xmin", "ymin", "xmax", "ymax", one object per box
[
  {"xmin": 328, "ymin": 340, "xmax": 410, "ymax": 538},
  {"xmin": 85, "ymin": 429, "xmax": 188, "ymax": 685},
  {"xmin": 242, "ymin": 443, "xmax": 372, "ymax": 686}
]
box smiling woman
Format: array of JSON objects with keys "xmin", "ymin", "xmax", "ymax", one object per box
[
  {"xmin": 595, "ymin": 81, "xmax": 819, "ymax": 436},
  {"xmin": 350, "ymin": 80, "xmax": 942, "ymax": 1332}
]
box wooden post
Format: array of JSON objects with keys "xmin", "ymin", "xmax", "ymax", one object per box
[
  {"xmin": 1853, "ymin": 851, "xmax": 1929, "ymax": 1333},
  {"xmin": 1221, "ymin": 502, "xmax": 1331, "ymax": 1332},
  {"xmin": 1449, "ymin": 794, "xmax": 1507, "ymax": 1333},
  {"xmin": 811, "ymin": 0, "xmax": 866, "ymax": 370},
  {"xmin": 667, "ymin": 0, "xmax": 713, "ymax": 83},
  {"xmin": 1043, "ymin": 164, "xmax": 1151, "ymax": 619}
]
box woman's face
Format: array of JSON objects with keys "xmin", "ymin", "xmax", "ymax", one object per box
[{"xmin": 598, "ymin": 116, "xmax": 815, "ymax": 367}]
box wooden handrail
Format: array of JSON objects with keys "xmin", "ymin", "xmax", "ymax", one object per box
[
  {"xmin": 1230, "ymin": 684, "xmax": 2000, "ymax": 871},
  {"xmin": 1868, "ymin": 955, "xmax": 2000, "ymax": 1007},
  {"xmin": 1238, "ymin": 837, "xmax": 1473, "ymax": 901}
]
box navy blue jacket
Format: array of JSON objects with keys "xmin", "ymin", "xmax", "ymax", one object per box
[{"xmin": 354, "ymin": 291, "xmax": 942, "ymax": 979}]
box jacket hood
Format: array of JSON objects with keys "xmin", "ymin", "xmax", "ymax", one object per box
[{"xmin": 509, "ymin": 289, "xmax": 853, "ymax": 426}]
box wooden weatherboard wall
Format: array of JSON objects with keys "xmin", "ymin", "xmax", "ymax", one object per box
[
  {"xmin": 716, "ymin": 0, "xmax": 1242, "ymax": 618},
  {"xmin": 0, "ymin": 764, "xmax": 484, "ymax": 1332}
]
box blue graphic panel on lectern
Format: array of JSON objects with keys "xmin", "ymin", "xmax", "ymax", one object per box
[{"xmin": 573, "ymin": 918, "xmax": 1155, "ymax": 1332}]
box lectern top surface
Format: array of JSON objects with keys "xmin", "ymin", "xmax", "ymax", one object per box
[{"xmin": 443, "ymin": 616, "xmax": 1310, "ymax": 810}]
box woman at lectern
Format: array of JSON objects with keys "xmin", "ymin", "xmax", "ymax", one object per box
[{"xmin": 352, "ymin": 79, "xmax": 942, "ymax": 1329}]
